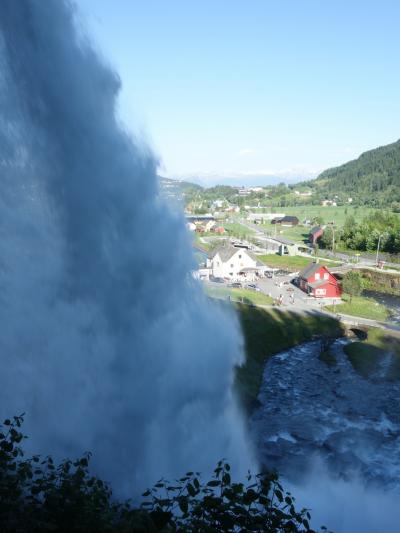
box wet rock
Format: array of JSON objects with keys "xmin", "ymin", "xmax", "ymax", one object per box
[{"xmin": 250, "ymin": 338, "xmax": 400, "ymax": 491}]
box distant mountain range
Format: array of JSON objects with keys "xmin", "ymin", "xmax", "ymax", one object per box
[
  {"xmin": 305, "ymin": 139, "xmax": 400, "ymax": 208},
  {"xmin": 160, "ymin": 138, "xmax": 400, "ymax": 209}
]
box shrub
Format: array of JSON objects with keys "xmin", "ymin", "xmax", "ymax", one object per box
[{"xmin": 0, "ymin": 415, "xmax": 328, "ymax": 532}]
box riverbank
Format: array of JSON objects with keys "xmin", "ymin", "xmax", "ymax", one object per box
[
  {"xmin": 361, "ymin": 268, "xmax": 400, "ymax": 296},
  {"xmin": 325, "ymin": 294, "xmax": 391, "ymax": 321},
  {"xmin": 234, "ymin": 305, "xmax": 344, "ymax": 411},
  {"xmin": 344, "ymin": 327, "xmax": 400, "ymax": 380}
]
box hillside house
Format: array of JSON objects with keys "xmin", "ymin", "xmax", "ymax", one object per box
[
  {"xmin": 298, "ymin": 263, "xmax": 341, "ymax": 298},
  {"xmin": 207, "ymin": 244, "xmax": 266, "ymax": 281},
  {"xmin": 309, "ymin": 226, "xmax": 324, "ymax": 245},
  {"xmin": 271, "ymin": 215, "xmax": 299, "ymax": 227}
]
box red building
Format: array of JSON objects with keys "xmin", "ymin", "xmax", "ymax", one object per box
[
  {"xmin": 213, "ymin": 226, "xmax": 226, "ymax": 234},
  {"xmin": 298, "ymin": 263, "xmax": 341, "ymax": 298},
  {"xmin": 309, "ymin": 226, "xmax": 324, "ymax": 245}
]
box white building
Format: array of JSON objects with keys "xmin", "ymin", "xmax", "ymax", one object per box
[
  {"xmin": 207, "ymin": 244, "xmax": 267, "ymax": 281},
  {"xmin": 247, "ymin": 212, "xmax": 285, "ymax": 223}
]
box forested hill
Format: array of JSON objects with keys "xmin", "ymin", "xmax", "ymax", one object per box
[{"xmin": 311, "ymin": 139, "xmax": 400, "ymax": 209}]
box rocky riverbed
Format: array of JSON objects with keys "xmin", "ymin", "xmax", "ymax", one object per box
[{"xmin": 251, "ymin": 338, "xmax": 400, "ymax": 492}]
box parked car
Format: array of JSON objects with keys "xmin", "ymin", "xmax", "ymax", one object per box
[
  {"xmin": 246, "ymin": 283, "xmax": 261, "ymax": 292},
  {"xmin": 275, "ymin": 269, "xmax": 291, "ymax": 276},
  {"xmin": 228, "ymin": 282, "xmax": 243, "ymax": 288},
  {"xmin": 210, "ymin": 276, "xmax": 225, "ymax": 284}
]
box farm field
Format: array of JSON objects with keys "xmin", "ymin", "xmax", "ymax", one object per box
[
  {"xmin": 274, "ymin": 205, "xmax": 388, "ymax": 226},
  {"xmin": 259, "ymin": 224, "xmax": 310, "ymax": 243}
]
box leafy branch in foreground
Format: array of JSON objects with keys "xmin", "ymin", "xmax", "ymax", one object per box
[
  {"xmin": 0, "ymin": 415, "xmax": 330, "ymax": 532},
  {"xmin": 141, "ymin": 461, "xmax": 330, "ymax": 532}
]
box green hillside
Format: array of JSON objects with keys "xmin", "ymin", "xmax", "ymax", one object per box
[
  {"xmin": 159, "ymin": 176, "xmax": 202, "ymax": 204},
  {"xmin": 311, "ymin": 139, "xmax": 400, "ymax": 209}
]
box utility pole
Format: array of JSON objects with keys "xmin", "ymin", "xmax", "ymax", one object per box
[{"xmin": 376, "ymin": 233, "xmax": 386, "ymax": 266}]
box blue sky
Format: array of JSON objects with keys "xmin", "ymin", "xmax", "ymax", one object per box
[{"xmin": 78, "ymin": 0, "xmax": 400, "ymax": 185}]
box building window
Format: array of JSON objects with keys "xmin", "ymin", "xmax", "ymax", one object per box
[
  {"xmin": 324, "ymin": 273, "xmax": 329, "ymax": 280},
  {"xmin": 239, "ymin": 255, "xmax": 242, "ymax": 258},
  {"xmin": 230, "ymin": 264, "xmax": 234, "ymax": 268},
  {"xmin": 315, "ymin": 273, "xmax": 320, "ymax": 280}
]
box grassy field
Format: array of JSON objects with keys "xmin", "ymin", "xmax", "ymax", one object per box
[
  {"xmin": 344, "ymin": 328, "xmax": 400, "ymax": 380},
  {"xmin": 234, "ymin": 305, "xmax": 343, "ymax": 410},
  {"xmin": 325, "ymin": 294, "xmax": 390, "ymax": 321},
  {"xmin": 223, "ymin": 222, "xmax": 256, "ymax": 240},
  {"xmin": 204, "ymin": 285, "xmax": 274, "ymax": 306},
  {"xmin": 257, "ymin": 223, "xmax": 310, "ymax": 244},
  {"xmin": 193, "ymin": 234, "xmax": 215, "ymax": 252},
  {"xmin": 258, "ymin": 254, "xmax": 338, "ymax": 271},
  {"xmin": 277, "ymin": 205, "xmax": 379, "ymax": 226}
]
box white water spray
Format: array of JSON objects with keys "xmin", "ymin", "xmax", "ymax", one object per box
[{"xmin": 0, "ymin": 0, "xmax": 253, "ymax": 495}]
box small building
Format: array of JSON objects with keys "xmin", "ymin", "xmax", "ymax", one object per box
[
  {"xmin": 272, "ymin": 236, "xmax": 298, "ymax": 256},
  {"xmin": 309, "ymin": 226, "xmax": 324, "ymax": 245},
  {"xmin": 248, "ymin": 212, "xmax": 285, "ymax": 223},
  {"xmin": 321, "ymin": 200, "xmax": 337, "ymax": 207},
  {"xmin": 212, "ymin": 226, "xmax": 226, "ymax": 234},
  {"xmin": 271, "ymin": 216, "xmax": 299, "ymax": 227},
  {"xmin": 298, "ymin": 263, "xmax": 342, "ymax": 298},
  {"xmin": 207, "ymin": 244, "xmax": 267, "ymax": 281},
  {"xmin": 204, "ymin": 220, "xmax": 216, "ymax": 232}
]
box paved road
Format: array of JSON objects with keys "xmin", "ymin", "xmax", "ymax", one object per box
[
  {"xmin": 238, "ymin": 217, "xmax": 400, "ymax": 269},
  {"xmin": 206, "ymin": 276, "xmax": 400, "ymax": 332},
  {"xmin": 207, "ymin": 274, "xmax": 340, "ymax": 312}
]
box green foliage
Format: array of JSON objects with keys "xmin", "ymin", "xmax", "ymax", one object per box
[
  {"xmin": 312, "ymin": 139, "xmax": 400, "ymax": 208},
  {"xmin": 318, "ymin": 227, "xmax": 333, "ymax": 250},
  {"xmin": 312, "ymin": 216, "xmax": 324, "ymax": 226},
  {"xmin": 0, "ymin": 415, "xmax": 143, "ymax": 532},
  {"xmin": 0, "ymin": 416, "xmax": 329, "ymax": 532},
  {"xmin": 342, "ymin": 271, "xmax": 363, "ymax": 302},
  {"xmin": 141, "ymin": 460, "xmax": 327, "ymax": 532}
]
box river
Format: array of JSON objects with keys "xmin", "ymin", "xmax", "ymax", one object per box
[{"xmin": 250, "ymin": 338, "xmax": 400, "ymax": 532}]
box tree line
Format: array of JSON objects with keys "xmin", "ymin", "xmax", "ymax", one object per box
[{"xmin": 319, "ymin": 211, "xmax": 400, "ymax": 255}]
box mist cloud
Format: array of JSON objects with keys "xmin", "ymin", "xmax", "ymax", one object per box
[{"xmin": 0, "ymin": 0, "xmax": 253, "ymax": 495}]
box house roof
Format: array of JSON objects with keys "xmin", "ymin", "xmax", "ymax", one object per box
[
  {"xmin": 310, "ymin": 226, "xmax": 323, "ymax": 235},
  {"xmin": 280, "ymin": 216, "xmax": 299, "ymax": 223},
  {"xmin": 298, "ymin": 262, "xmax": 325, "ymax": 280},
  {"xmin": 210, "ymin": 244, "xmax": 238, "ymax": 262},
  {"xmin": 272, "ymin": 236, "xmax": 295, "ymax": 246}
]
